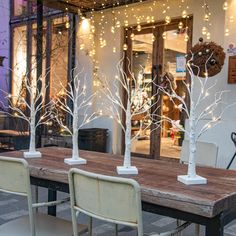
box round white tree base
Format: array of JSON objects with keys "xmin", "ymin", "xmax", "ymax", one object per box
[
  {"xmin": 177, "ymin": 175, "xmax": 207, "ymax": 185},
  {"xmin": 116, "ymin": 166, "xmax": 138, "ymax": 175},
  {"xmin": 64, "ymin": 158, "xmax": 87, "ymax": 165},
  {"xmin": 23, "ymin": 151, "xmax": 42, "ymax": 158}
]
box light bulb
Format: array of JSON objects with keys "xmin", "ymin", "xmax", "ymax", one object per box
[
  {"xmin": 206, "ymin": 32, "xmax": 211, "ymax": 40},
  {"xmin": 124, "ymin": 20, "xmax": 129, "ymax": 27},
  {"xmin": 146, "ymin": 16, "xmax": 150, "ymax": 23},
  {"xmin": 184, "ymin": 34, "xmax": 189, "ymax": 42},
  {"xmin": 113, "ymin": 46, "xmax": 116, "ymax": 53},
  {"xmin": 223, "ymin": 1, "xmax": 228, "ymax": 10},
  {"xmin": 116, "ymin": 21, "xmax": 121, "ymax": 28},
  {"xmin": 152, "ymin": 34, "xmax": 156, "ymax": 42},
  {"xmin": 123, "ymin": 43, "xmax": 128, "ymax": 51},
  {"xmin": 225, "ymin": 28, "xmax": 229, "ymax": 36},
  {"xmin": 130, "ymin": 33, "xmax": 135, "ymax": 40},
  {"xmin": 165, "ymin": 16, "xmax": 171, "ymax": 24},
  {"xmin": 202, "ymin": 26, "xmax": 207, "ymax": 35},
  {"xmin": 162, "ymin": 31, "xmax": 167, "ymax": 39},
  {"xmin": 182, "ymin": 10, "xmax": 187, "ymax": 18},
  {"xmin": 204, "ymin": 14, "xmax": 209, "ymax": 22},
  {"xmin": 111, "ymin": 26, "xmax": 115, "ymax": 33},
  {"xmin": 178, "ymin": 21, "xmax": 183, "ymax": 29},
  {"xmin": 137, "ymin": 24, "xmax": 142, "ymax": 31},
  {"xmin": 65, "ymin": 21, "xmax": 70, "ymax": 29}
]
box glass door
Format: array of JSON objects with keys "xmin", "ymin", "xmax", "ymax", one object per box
[{"xmin": 125, "ymin": 17, "xmax": 192, "ymax": 159}]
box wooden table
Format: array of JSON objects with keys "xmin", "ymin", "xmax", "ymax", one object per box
[{"xmin": 2, "ymin": 147, "xmax": 236, "ymax": 236}]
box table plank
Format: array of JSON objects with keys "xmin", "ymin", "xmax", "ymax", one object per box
[{"xmin": 2, "ymin": 147, "xmax": 236, "ymax": 218}]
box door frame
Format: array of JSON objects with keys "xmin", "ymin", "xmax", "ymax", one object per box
[{"xmin": 123, "ymin": 16, "xmax": 193, "ymax": 159}]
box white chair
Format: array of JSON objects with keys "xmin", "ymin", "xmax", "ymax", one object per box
[
  {"xmin": 179, "ymin": 140, "xmax": 218, "ymax": 236},
  {"xmin": 0, "ymin": 156, "xmax": 87, "ymax": 236},
  {"xmin": 180, "ymin": 140, "xmax": 218, "ymax": 167},
  {"xmin": 68, "ymin": 168, "xmax": 190, "ymax": 236}
]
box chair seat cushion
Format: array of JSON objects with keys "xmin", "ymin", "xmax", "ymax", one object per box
[{"xmin": 0, "ymin": 213, "xmax": 87, "ymax": 236}]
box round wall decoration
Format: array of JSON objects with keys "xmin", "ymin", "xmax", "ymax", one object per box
[{"xmin": 186, "ymin": 38, "xmax": 225, "ymax": 78}]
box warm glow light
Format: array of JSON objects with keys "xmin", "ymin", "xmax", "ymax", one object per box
[{"xmin": 81, "ymin": 18, "xmax": 90, "ymax": 31}]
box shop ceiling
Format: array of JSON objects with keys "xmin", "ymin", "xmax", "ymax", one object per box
[{"xmin": 43, "ymin": 0, "xmax": 148, "ymax": 13}]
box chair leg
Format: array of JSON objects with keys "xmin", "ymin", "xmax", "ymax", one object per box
[
  {"xmin": 35, "ymin": 186, "xmax": 38, "ymax": 213},
  {"xmin": 176, "ymin": 219, "xmax": 182, "ymax": 236},
  {"xmin": 89, "ymin": 217, "xmax": 92, "ymax": 236},
  {"xmin": 195, "ymin": 224, "xmax": 200, "ymax": 236},
  {"xmin": 115, "ymin": 224, "xmax": 118, "ymax": 236}
]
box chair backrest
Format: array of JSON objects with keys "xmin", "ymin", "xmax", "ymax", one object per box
[
  {"xmin": 69, "ymin": 169, "xmax": 143, "ymax": 231},
  {"xmin": 180, "ymin": 140, "xmax": 218, "ymax": 167},
  {"xmin": 0, "ymin": 156, "xmax": 35, "ymax": 235}
]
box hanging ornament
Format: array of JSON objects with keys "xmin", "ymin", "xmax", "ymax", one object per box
[
  {"xmin": 178, "ymin": 21, "xmax": 183, "ymax": 29},
  {"xmin": 165, "ymin": 16, "xmax": 171, "ymax": 24},
  {"xmin": 123, "ymin": 43, "xmax": 128, "ymax": 51},
  {"xmin": 186, "ymin": 39, "xmax": 225, "ymax": 78},
  {"xmin": 182, "ymin": 10, "xmax": 187, "ymax": 18},
  {"xmin": 137, "ymin": 24, "xmax": 142, "ymax": 32},
  {"xmin": 162, "ymin": 31, "xmax": 167, "ymax": 39},
  {"xmin": 223, "ymin": 1, "xmax": 228, "ymax": 11},
  {"xmin": 202, "ymin": 26, "xmax": 207, "ymax": 35}
]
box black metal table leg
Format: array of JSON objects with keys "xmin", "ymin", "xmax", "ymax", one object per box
[
  {"xmin": 48, "ymin": 189, "xmax": 57, "ymax": 216},
  {"xmin": 205, "ymin": 215, "xmax": 223, "ymax": 236}
]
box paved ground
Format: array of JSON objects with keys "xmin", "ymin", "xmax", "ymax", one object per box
[{"xmin": 0, "ymin": 187, "xmax": 236, "ymax": 236}]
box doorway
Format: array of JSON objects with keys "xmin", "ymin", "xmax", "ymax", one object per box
[{"xmin": 124, "ymin": 17, "xmax": 192, "ymax": 159}]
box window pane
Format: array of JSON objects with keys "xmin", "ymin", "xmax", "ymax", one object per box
[
  {"xmin": 31, "ymin": 22, "xmax": 47, "ymax": 97},
  {"xmin": 14, "ymin": 0, "xmax": 27, "ymax": 16},
  {"xmin": 50, "ymin": 17, "xmax": 69, "ymax": 98},
  {"xmin": 12, "ymin": 25, "xmax": 27, "ymax": 106}
]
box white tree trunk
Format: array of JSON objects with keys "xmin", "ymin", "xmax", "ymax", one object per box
[
  {"xmin": 187, "ymin": 75, "xmax": 196, "ymax": 178},
  {"xmin": 72, "ymin": 100, "xmax": 79, "ymax": 160},
  {"xmin": 187, "ymin": 118, "xmax": 197, "ymax": 178},
  {"xmin": 123, "ymin": 100, "xmax": 131, "ymax": 167},
  {"xmin": 29, "ymin": 107, "xmax": 36, "ymax": 153},
  {"xmin": 29, "ymin": 122, "xmax": 36, "ymax": 153}
]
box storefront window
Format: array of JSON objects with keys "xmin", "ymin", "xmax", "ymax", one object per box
[
  {"xmin": 50, "ymin": 17, "xmax": 69, "ymax": 98},
  {"xmin": 13, "ymin": 0, "xmax": 27, "ymax": 16},
  {"xmin": 12, "ymin": 25, "xmax": 27, "ymax": 106}
]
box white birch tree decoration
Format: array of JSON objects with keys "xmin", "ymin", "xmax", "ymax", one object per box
[
  {"xmin": 53, "ymin": 70, "xmax": 98, "ymax": 165},
  {"xmin": 0, "ymin": 76, "xmax": 52, "ymax": 158},
  {"xmin": 100, "ymin": 58, "xmax": 160, "ymax": 175},
  {"xmin": 154, "ymin": 52, "xmax": 234, "ymax": 185}
]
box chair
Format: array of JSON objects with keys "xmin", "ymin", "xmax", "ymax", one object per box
[
  {"xmin": 0, "ymin": 156, "xmax": 87, "ymax": 236},
  {"xmin": 179, "ymin": 140, "xmax": 218, "ymax": 236},
  {"xmin": 180, "ymin": 140, "xmax": 218, "ymax": 167},
  {"xmin": 68, "ymin": 168, "xmax": 191, "ymax": 236}
]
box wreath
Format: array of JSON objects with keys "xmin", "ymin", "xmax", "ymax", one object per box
[{"xmin": 186, "ymin": 38, "xmax": 225, "ymax": 78}]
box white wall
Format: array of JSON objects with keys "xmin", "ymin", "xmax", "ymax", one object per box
[
  {"xmin": 0, "ymin": 0, "xmax": 10, "ymax": 104},
  {"xmin": 76, "ymin": 0, "xmax": 236, "ymax": 164}
]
